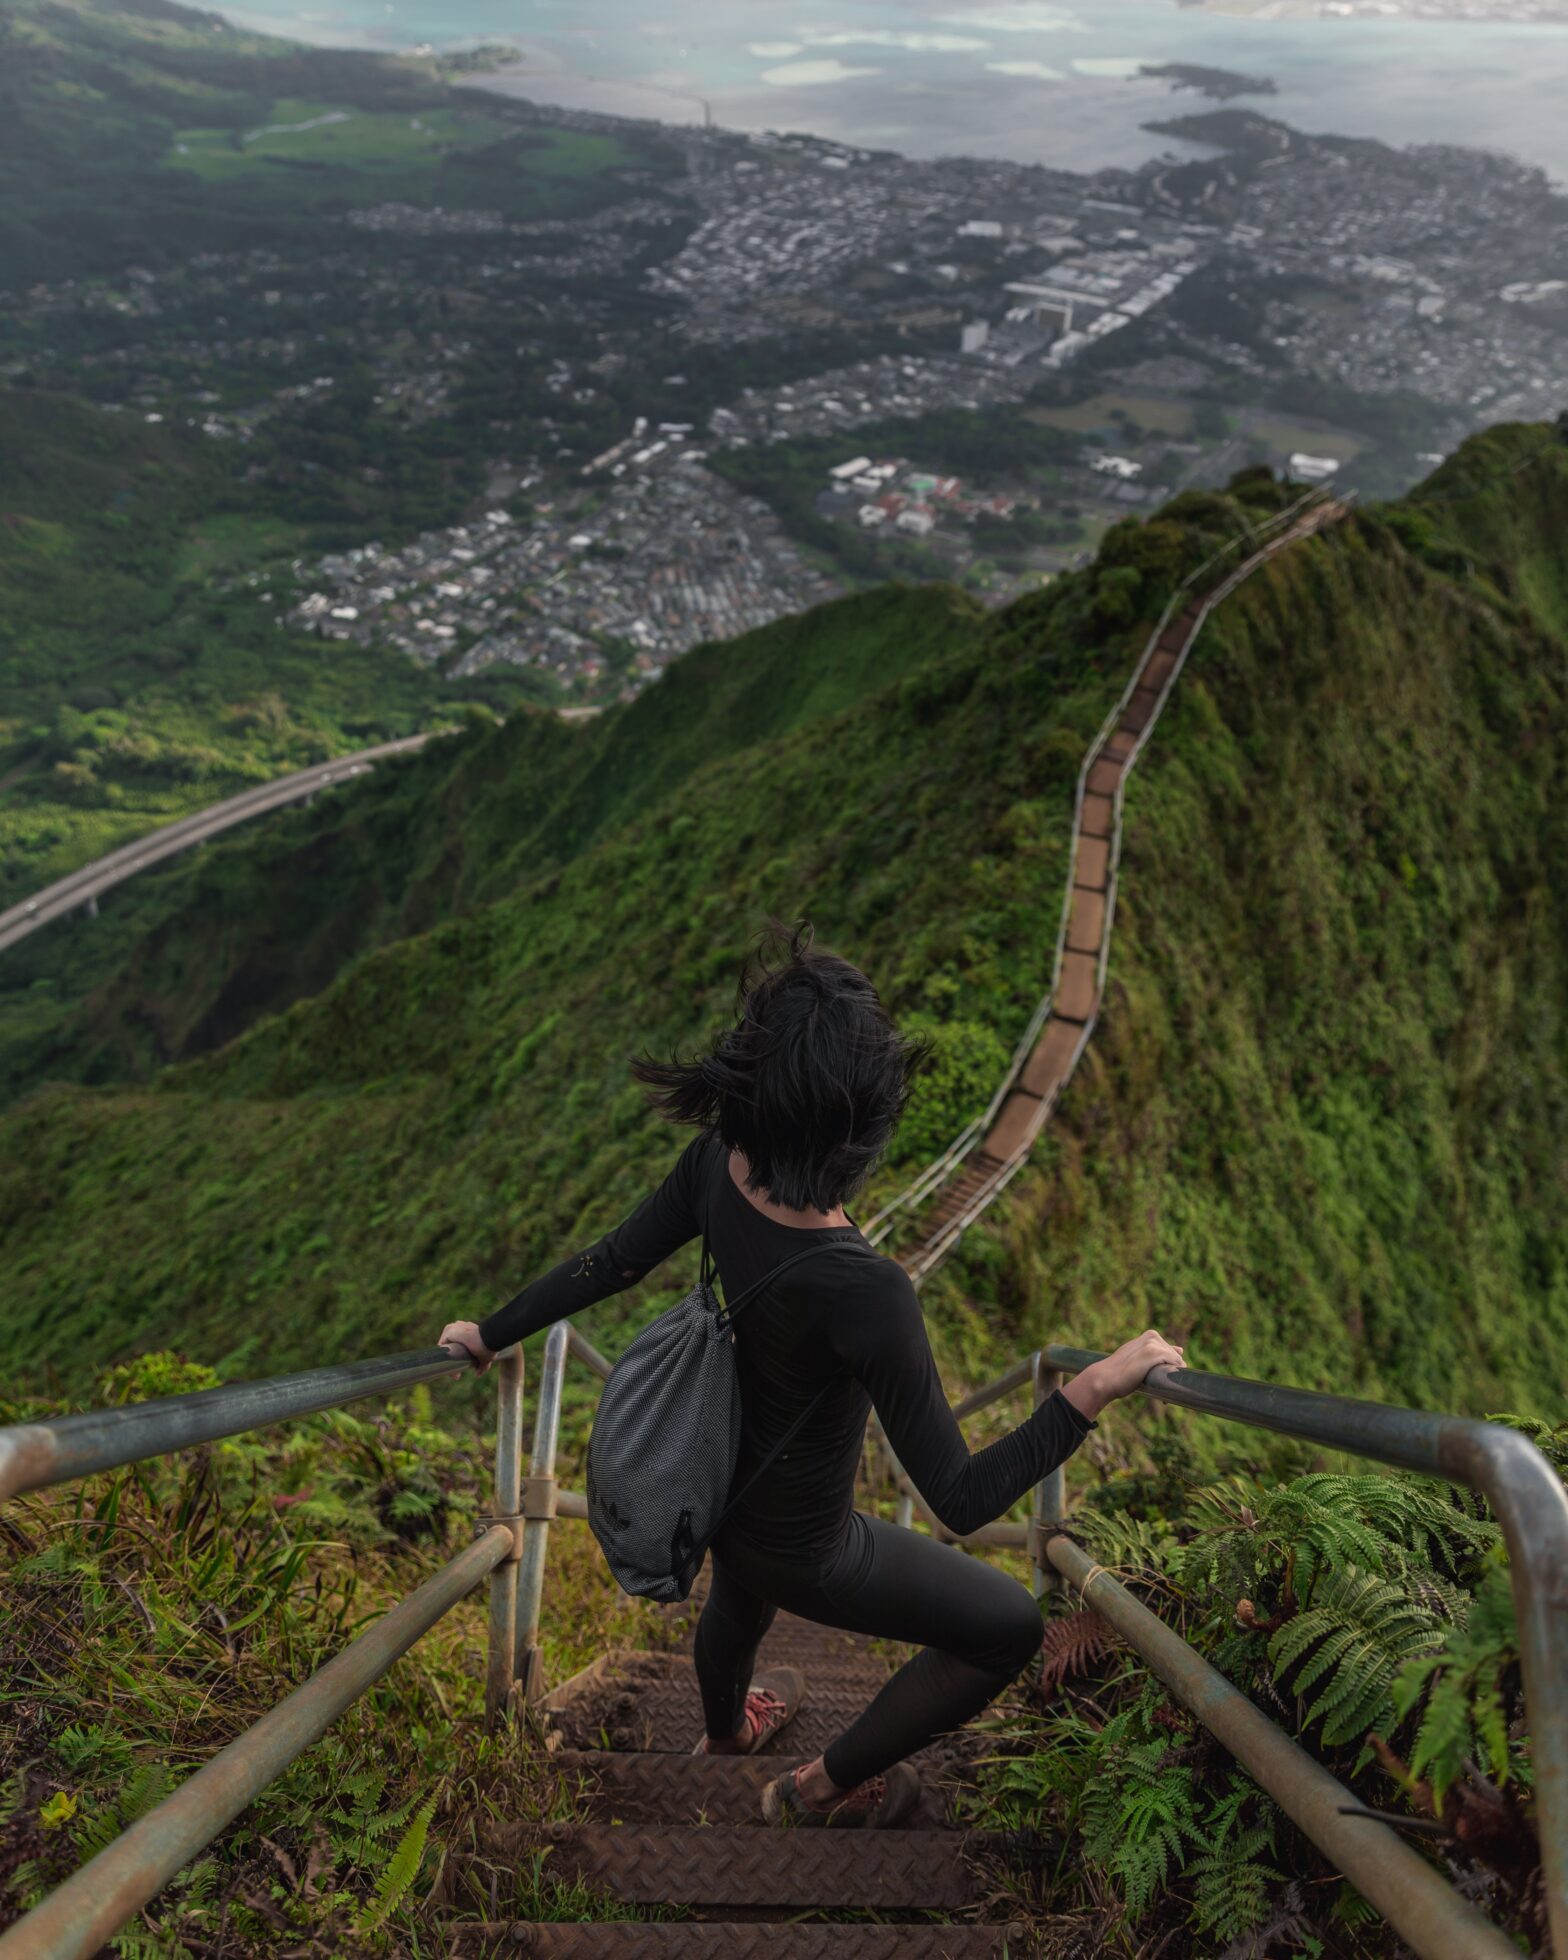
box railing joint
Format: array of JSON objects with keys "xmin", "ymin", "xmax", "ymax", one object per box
[
  {"xmin": 474, "ymin": 1512, "xmax": 524, "ymax": 1562},
  {"xmin": 522, "ymin": 1474, "xmax": 558, "ymax": 1521}
]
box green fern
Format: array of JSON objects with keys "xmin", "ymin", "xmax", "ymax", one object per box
[
  {"xmin": 1077, "ymin": 1703, "xmax": 1201, "ymax": 1916},
  {"xmin": 1172, "ymin": 1471, "xmax": 1495, "ymax": 1610},
  {"xmin": 1184, "ymin": 1775, "xmax": 1282, "ymax": 1942},
  {"xmin": 1188, "ymin": 1824, "xmax": 1282, "ymax": 1943},
  {"xmin": 1393, "ymin": 1559, "xmax": 1520, "ymax": 1805},
  {"xmin": 74, "ymin": 1764, "xmax": 175, "ymax": 1862},
  {"xmin": 1269, "ymin": 1567, "xmax": 1444, "ymax": 1750},
  {"xmin": 355, "ymin": 1787, "xmax": 440, "ymax": 1934}
]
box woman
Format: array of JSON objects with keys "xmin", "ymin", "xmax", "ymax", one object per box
[{"xmin": 440, "ymin": 930, "xmax": 1183, "ymax": 1828}]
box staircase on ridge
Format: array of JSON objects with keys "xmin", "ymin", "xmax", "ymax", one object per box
[
  {"xmin": 455, "ymin": 1603, "xmax": 1028, "ymax": 1954},
  {"xmin": 891, "ymin": 497, "xmax": 1347, "ymax": 1282},
  {"xmin": 886, "ymin": 604, "xmax": 1200, "ymax": 1284}
]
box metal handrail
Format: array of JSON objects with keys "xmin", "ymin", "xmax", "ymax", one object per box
[
  {"xmin": 0, "ymin": 1528, "xmax": 517, "ymax": 1960},
  {"xmin": 0, "ymin": 1346, "xmax": 470, "ymax": 1503},
  {"xmin": 3, "ymin": 1327, "xmax": 1563, "ymax": 1957},
  {"xmin": 0, "ymin": 1345, "xmax": 524, "ymax": 1960},
  {"xmin": 962, "ymin": 1343, "xmax": 1568, "ymax": 1959}
]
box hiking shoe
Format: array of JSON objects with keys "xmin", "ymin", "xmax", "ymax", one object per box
[
  {"xmin": 760, "ymin": 1760, "xmax": 920, "ymax": 1829},
  {"xmin": 692, "ymin": 1665, "xmax": 804, "ymax": 1756}
]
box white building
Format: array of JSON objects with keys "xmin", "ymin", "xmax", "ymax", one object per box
[
  {"xmin": 1288, "ymin": 453, "xmax": 1341, "ymax": 483},
  {"xmin": 896, "ymin": 508, "xmax": 935, "ymax": 537}
]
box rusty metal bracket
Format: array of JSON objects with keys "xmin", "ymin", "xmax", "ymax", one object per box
[
  {"xmin": 474, "ymin": 1513, "xmax": 523, "ymax": 1561},
  {"xmin": 1028, "ymin": 1518, "xmax": 1071, "ymax": 1566},
  {"xmin": 522, "ymin": 1473, "xmax": 558, "ymax": 1521}
]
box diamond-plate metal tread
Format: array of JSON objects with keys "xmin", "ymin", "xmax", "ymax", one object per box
[
  {"xmin": 553, "ymin": 1750, "xmax": 954, "ymax": 1828},
  {"xmin": 582, "ymin": 1687, "xmax": 908, "ymax": 1757},
  {"xmin": 483, "ymin": 1925, "xmax": 1017, "ymax": 1956},
  {"xmin": 545, "ymin": 1649, "xmax": 908, "ymax": 1756},
  {"xmin": 549, "ymin": 1826, "xmax": 994, "ymax": 1908}
]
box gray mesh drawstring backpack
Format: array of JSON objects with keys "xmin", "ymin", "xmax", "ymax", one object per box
[{"xmin": 586, "ymin": 1228, "xmax": 850, "ymax": 1601}]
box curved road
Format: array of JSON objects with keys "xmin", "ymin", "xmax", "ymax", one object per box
[{"xmin": 0, "ymin": 732, "xmax": 448, "ymax": 957}]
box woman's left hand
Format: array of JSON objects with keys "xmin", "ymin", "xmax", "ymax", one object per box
[{"xmin": 440, "ymin": 1320, "xmax": 498, "ymax": 1374}]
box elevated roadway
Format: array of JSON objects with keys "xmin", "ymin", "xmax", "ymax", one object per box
[{"xmin": 0, "ymin": 731, "xmax": 447, "ymax": 956}]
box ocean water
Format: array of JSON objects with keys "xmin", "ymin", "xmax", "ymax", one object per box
[{"xmin": 216, "ymin": 0, "xmax": 1568, "ymax": 184}]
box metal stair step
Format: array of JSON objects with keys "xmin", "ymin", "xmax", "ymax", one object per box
[
  {"xmin": 552, "ymin": 1750, "xmax": 953, "ymax": 1828},
  {"xmin": 446, "ymin": 1923, "xmax": 1021, "ymax": 1955},
  {"xmin": 559, "ymin": 1688, "xmax": 902, "ymax": 1757},
  {"xmin": 545, "ymin": 1654, "xmax": 903, "ymax": 1756},
  {"xmin": 544, "ymin": 1825, "xmax": 995, "ymax": 1909}
]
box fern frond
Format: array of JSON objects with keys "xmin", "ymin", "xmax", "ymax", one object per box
[
  {"xmin": 1038, "ymin": 1609, "xmax": 1122, "ymax": 1696},
  {"xmin": 1269, "ymin": 1568, "xmax": 1443, "ymax": 1747},
  {"xmin": 356, "ymin": 1788, "xmax": 439, "ymax": 1934}
]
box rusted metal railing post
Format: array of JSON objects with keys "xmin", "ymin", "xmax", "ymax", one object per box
[
  {"xmin": 485, "ymin": 1345, "xmax": 524, "ymax": 1728},
  {"xmin": 514, "ymin": 1321, "xmax": 567, "ymax": 1703},
  {"xmin": 1032, "ymin": 1351, "xmax": 1064, "ymax": 1600}
]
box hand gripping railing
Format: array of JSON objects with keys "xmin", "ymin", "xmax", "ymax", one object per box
[
  {"xmin": 3, "ymin": 1330, "xmax": 1564, "ymax": 1959},
  {"xmin": 872, "ymin": 1347, "xmax": 1567, "ymax": 1960}
]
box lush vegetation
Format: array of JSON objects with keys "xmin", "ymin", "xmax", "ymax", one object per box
[
  {"xmin": 1, "ymin": 468, "xmax": 1311, "ymax": 1380},
  {"xmin": 0, "ymin": 384, "xmax": 550, "ymax": 914},
  {"xmin": 975, "ymin": 1412, "xmax": 1563, "ymax": 1953},
  {"xmin": 0, "ymin": 1352, "xmax": 670, "ymax": 1952},
  {"xmin": 0, "ymin": 582, "xmax": 979, "ymax": 1099},
  {"xmin": 2, "ymin": 428, "xmax": 1566, "ymax": 1952},
  {"xmin": 4, "ymin": 431, "xmax": 1563, "ymax": 1425},
  {"xmin": 904, "ymin": 427, "xmax": 1568, "ymax": 1419}
]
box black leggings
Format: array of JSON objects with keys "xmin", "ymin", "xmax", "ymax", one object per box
[{"xmin": 695, "ymin": 1511, "xmax": 1044, "ymax": 1790}]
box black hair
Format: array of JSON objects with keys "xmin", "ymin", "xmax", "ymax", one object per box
[{"xmin": 631, "ymin": 924, "xmax": 927, "ymax": 1214}]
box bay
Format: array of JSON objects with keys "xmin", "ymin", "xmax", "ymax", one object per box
[{"xmin": 216, "ymin": 0, "xmax": 1568, "ymax": 184}]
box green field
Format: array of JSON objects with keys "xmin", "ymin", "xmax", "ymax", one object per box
[
  {"xmin": 1240, "ymin": 409, "xmax": 1368, "ymax": 464},
  {"xmin": 165, "ymin": 98, "xmax": 509, "ymax": 175},
  {"xmin": 161, "ymin": 98, "xmax": 633, "ymax": 217},
  {"xmin": 1028, "ymin": 390, "xmax": 1198, "ymax": 438},
  {"xmin": 0, "ymin": 0, "xmax": 667, "ymax": 282}
]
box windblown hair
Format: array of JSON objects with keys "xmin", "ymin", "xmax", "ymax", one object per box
[{"xmin": 632, "ymin": 925, "xmax": 927, "ymax": 1214}]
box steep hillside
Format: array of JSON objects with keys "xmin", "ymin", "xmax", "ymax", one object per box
[
  {"xmin": 0, "ymin": 584, "xmax": 979, "ymax": 1099},
  {"xmin": 2, "ymin": 431, "xmax": 1565, "ymax": 1435},
  {"xmin": 912, "ymin": 423, "xmax": 1568, "ymax": 1418}
]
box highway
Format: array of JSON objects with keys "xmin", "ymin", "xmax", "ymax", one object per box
[{"xmin": 0, "ymin": 731, "xmax": 448, "ymax": 956}]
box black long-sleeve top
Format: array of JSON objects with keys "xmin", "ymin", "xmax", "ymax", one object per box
[{"xmin": 480, "ymin": 1132, "xmax": 1093, "ymax": 1564}]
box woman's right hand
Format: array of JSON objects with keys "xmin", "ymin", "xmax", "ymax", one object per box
[
  {"xmin": 440, "ymin": 1320, "xmax": 498, "ymax": 1374},
  {"xmin": 1062, "ymin": 1328, "xmax": 1185, "ymax": 1422}
]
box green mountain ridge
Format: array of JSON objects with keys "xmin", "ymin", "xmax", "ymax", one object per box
[
  {"xmin": 0, "ymin": 582, "xmax": 981, "ymax": 1096},
  {"xmin": 3, "ymin": 426, "xmax": 1565, "ymax": 1435}
]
